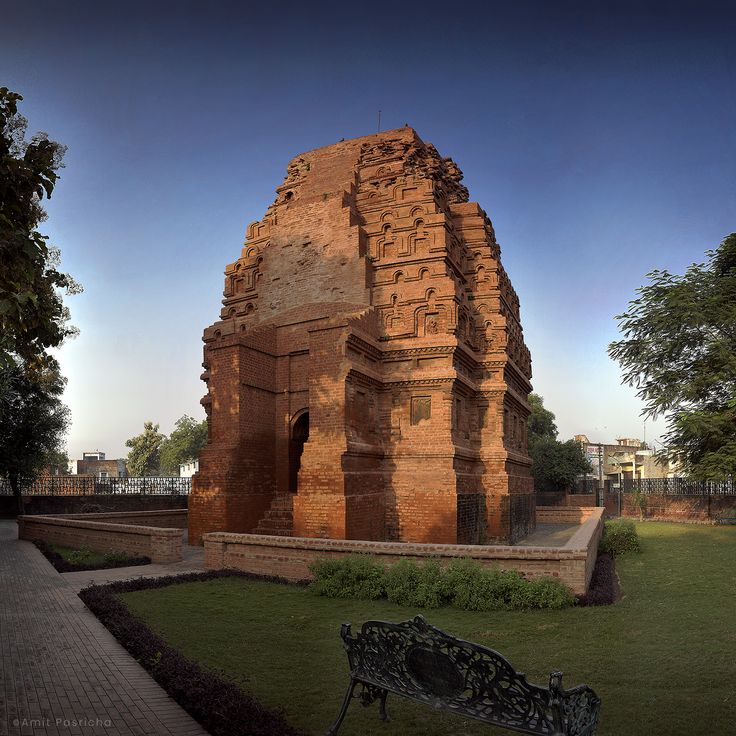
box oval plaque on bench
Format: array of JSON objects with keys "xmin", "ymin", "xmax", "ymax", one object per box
[{"xmin": 405, "ymin": 645, "xmax": 465, "ymax": 698}]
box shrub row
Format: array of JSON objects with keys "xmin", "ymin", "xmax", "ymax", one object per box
[
  {"xmin": 599, "ymin": 519, "xmax": 641, "ymax": 556},
  {"xmin": 309, "ymin": 556, "xmax": 576, "ymax": 610},
  {"xmin": 79, "ymin": 570, "xmax": 306, "ymax": 736},
  {"xmin": 34, "ymin": 540, "xmax": 151, "ymax": 572}
]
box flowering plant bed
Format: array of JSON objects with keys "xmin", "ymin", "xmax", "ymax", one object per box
[{"xmin": 34, "ymin": 539, "xmax": 151, "ymax": 572}]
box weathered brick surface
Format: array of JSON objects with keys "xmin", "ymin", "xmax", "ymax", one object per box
[
  {"xmin": 202, "ymin": 507, "xmax": 603, "ymax": 595},
  {"xmin": 190, "ymin": 128, "xmax": 534, "ymax": 545},
  {"xmin": 17, "ymin": 513, "xmax": 185, "ymax": 563},
  {"xmin": 603, "ymin": 492, "xmax": 736, "ymax": 522},
  {"xmin": 0, "ymin": 493, "xmax": 188, "ymax": 518}
]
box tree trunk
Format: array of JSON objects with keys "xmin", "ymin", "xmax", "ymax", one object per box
[{"xmin": 10, "ymin": 473, "xmax": 23, "ymax": 516}]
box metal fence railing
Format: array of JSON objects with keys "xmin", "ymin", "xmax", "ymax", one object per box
[
  {"xmin": 0, "ymin": 476, "xmax": 191, "ymax": 496},
  {"xmin": 569, "ymin": 478, "xmax": 599, "ymax": 495},
  {"xmin": 620, "ymin": 477, "xmax": 735, "ymax": 495}
]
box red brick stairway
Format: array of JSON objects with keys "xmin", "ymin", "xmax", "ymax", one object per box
[{"xmin": 253, "ymin": 494, "xmax": 294, "ymax": 536}]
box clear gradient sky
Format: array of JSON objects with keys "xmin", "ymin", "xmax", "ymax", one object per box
[{"xmin": 2, "ymin": 1, "xmax": 735, "ymax": 459}]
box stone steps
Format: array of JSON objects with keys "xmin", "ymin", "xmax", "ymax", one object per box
[{"xmin": 253, "ymin": 495, "xmax": 294, "ymax": 537}]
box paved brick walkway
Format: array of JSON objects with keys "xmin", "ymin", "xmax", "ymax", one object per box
[{"xmin": 0, "ymin": 521, "xmax": 208, "ymax": 736}]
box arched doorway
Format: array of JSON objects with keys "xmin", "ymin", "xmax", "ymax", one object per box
[{"xmin": 288, "ymin": 411, "xmax": 309, "ymax": 493}]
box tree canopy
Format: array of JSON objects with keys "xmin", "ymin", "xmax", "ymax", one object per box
[
  {"xmin": 527, "ymin": 393, "xmax": 558, "ymax": 447},
  {"xmin": 0, "ymin": 89, "xmax": 77, "ymax": 508},
  {"xmin": 0, "ymin": 361, "xmax": 70, "ymax": 510},
  {"xmin": 527, "ymin": 393, "xmax": 591, "ymax": 492},
  {"xmin": 609, "ymin": 233, "xmax": 736, "ymax": 479},
  {"xmin": 0, "ymin": 87, "xmax": 80, "ymax": 370},
  {"xmin": 159, "ymin": 415, "xmax": 207, "ymax": 475},
  {"xmin": 125, "ymin": 421, "xmax": 166, "ymax": 477}
]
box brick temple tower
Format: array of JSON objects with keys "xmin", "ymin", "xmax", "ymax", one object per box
[{"xmin": 189, "ymin": 128, "xmax": 534, "ymax": 546}]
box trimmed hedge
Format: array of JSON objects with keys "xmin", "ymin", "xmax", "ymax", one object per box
[
  {"xmin": 309, "ymin": 555, "xmax": 576, "ymax": 611},
  {"xmin": 600, "ymin": 519, "xmax": 641, "ymax": 556},
  {"xmin": 34, "ymin": 540, "xmax": 151, "ymax": 572},
  {"xmin": 79, "ymin": 570, "xmax": 307, "ymax": 736}
]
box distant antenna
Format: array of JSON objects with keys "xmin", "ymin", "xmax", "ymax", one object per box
[{"xmin": 377, "ymin": 110, "xmax": 382, "ymax": 132}]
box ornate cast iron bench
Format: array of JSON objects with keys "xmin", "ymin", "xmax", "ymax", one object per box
[{"xmin": 327, "ymin": 615, "xmax": 600, "ymax": 736}]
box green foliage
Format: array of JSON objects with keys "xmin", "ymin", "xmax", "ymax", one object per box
[
  {"xmin": 159, "ymin": 414, "xmax": 208, "ymax": 475},
  {"xmin": 527, "ymin": 393, "xmax": 558, "ymax": 448},
  {"xmin": 631, "ymin": 486, "xmax": 647, "ymax": 520},
  {"xmin": 384, "ymin": 559, "xmax": 446, "ymax": 608},
  {"xmin": 309, "ymin": 555, "xmax": 575, "ymax": 611},
  {"xmin": 527, "ymin": 394, "xmax": 591, "ymax": 492},
  {"xmin": 444, "ymin": 560, "xmax": 575, "ymax": 611},
  {"xmin": 66, "ymin": 545, "xmax": 93, "ymax": 565},
  {"xmin": 0, "ymin": 87, "xmax": 81, "ymax": 370},
  {"xmin": 609, "ymin": 233, "xmax": 736, "ymax": 479},
  {"xmin": 0, "ymin": 360, "xmax": 70, "ymax": 510},
  {"xmin": 125, "ymin": 421, "xmax": 166, "ymax": 476},
  {"xmin": 44, "ymin": 447, "xmax": 70, "ymax": 475},
  {"xmin": 308, "ymin": 555, "xmax": 386, "ymax": 600},
  {"xmin": 600, "ymin": 519, "xmax": 641, "ymax": 556},
  {"xmin": 103, "ymin": 550, "xmax": 129, "ymax": 564},
  {"xmin": 530, "ymin": 436, "xmax": 592, "ymax": 492}
]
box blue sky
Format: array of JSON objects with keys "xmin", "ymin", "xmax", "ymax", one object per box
[{"xmin": 3, "ymin": 1, "xmax": 735, "ymax": 458}]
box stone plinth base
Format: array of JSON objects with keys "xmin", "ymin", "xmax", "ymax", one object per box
[{"xmin": 203, "ymin": 507, "xmax": 603, "ymax": 595}]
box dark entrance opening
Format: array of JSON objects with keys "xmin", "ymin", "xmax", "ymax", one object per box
[{"xmin": 289, "ymin": 411, "xmax": 309, "ymax": 493}]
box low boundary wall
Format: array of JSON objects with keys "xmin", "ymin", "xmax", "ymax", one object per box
[
  {"xmin": 537, "ymin": 489, "xmax": 736, "ymax": 523},
  {"xmin": 604, "ymin": 493, "xmax": 736, "ymax": 523},
  {"xmin": 0, "ymin": 494, "xmax": 189, "ymax": 518},
  {"xmin": 203, "ymin": 507, "xmax": 604, "ymax": 595},
  {"xmin": 17, "ymin": 510, "xmax": 186, "ymax": 563}
]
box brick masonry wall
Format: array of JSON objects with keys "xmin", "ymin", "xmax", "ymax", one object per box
[
  {"xmin": 536, "ymin": 491, "xmax": 597, "ymax": 508},
  {"xmin": 536, "ymin": 506, "xmax": 598, "ymax": 524},
  {"xmin": 191, "ymin": 127, "xmax": 536, "ymax": 546},
  {"xmin": 57, "ymin": 510, "xmax": 188, "ymax": 528},
  {"xmin": 17, "ymin": 514, "xmax": 185, "ymax": 563},
  {"xmin": 541, "ymin": 490, "xmax": 736, "ymax": 523},
  {"xmin": 0, "ymin": 494, "xmax": 188, "ymax": 518},
  {"xmin": 203, "ymin": 507, "xmax": 603, "ymax": 595},
  {"xmin": 603, "ymin": 492, "xmax": 736, "ymax": 522}
]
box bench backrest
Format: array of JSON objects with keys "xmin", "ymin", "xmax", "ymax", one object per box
[{"xmin": 341, "ymin": 615, "xmax": 600, "ymax": 736}]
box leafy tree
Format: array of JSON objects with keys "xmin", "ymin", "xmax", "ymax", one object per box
[
  {"xmin": 609, "ymin": 233, "xmax": 736, "ymax": 479},
  {"xmin": 0, "ymin": 360, "xmax": 70, "ymax": 512},
  {"xmin": 527, "ymin": 393, "xmax": 558, "ymax": 448},
  {"xmin": 0, "ymin": 87, "xmax": 81, "ymax": 370},
  {"xmin": 159, "ymin": 415, "xmax": 207, "ymax": 475},
  {"xmin": 529, "ymin": 436, "xmax": 593, "ymax": 492},
  {"xmin": 125, "ymin": 421, "xmax": 166, "ymax": 476},
  {"xmin": 527, "ymin": 393, "xmax": 591, "ymax": 491},
  {"xmin": 43, "ymin": 447, "xmax": 70, "ymax": 475}
]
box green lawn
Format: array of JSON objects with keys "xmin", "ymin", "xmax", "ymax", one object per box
[{"xmin": 119, "ymin": 523, "xmax": 736, "ymax": 736}]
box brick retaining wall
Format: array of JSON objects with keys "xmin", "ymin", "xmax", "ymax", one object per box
[
  {"xmin": 0, "ymin": 494, "xmax": 189, "ymax": 518},
  {"xmin": 17, "ymin": 512, "xmax": 186, "ymax": 563},
  {"xmin": 536, "ymin": 491, "xmax": 597, "ymax": 508},
  {"xmin": 604, "ymin": 492, "xmax": 736, "ymax": 522},
  {"xmin": 535, "ymin": 506, "xmax": 598, "ymax": 524},
  {"xmin": 203, "ymin": 507, "xmax": 604, "ymax": 595}
]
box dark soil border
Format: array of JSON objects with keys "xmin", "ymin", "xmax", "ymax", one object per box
[
  {"xmin": 79, "ymin": 570, "xmax": 308, "ymax": 736},
  {"xmin": 576, "ymin": 552, "xmax": 621, "ymax": 606},
  {"xmin": 34, "ymin": 540, "xmax": 151, "ymax": 572}
]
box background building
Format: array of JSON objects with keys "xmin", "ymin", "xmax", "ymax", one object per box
[
  {"xmin": 68, "ymin": 451, "xmax": 128, "ymax": 478},
  {"xmin": 574, "ymin": 435, "xmax": 678, "ymax": 486}
]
